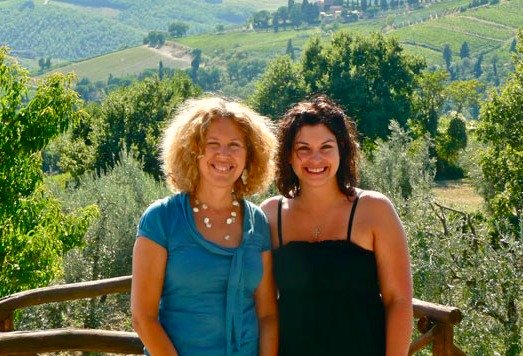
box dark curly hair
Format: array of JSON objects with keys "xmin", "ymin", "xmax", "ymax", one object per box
[{"xmin": 276, "ymin": 95, "xmax": 360, "ymax": 198}]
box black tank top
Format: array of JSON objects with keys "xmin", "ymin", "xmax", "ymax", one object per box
[{"xmin": 273, "ymin": 194, "xmax": 386, "ymax": 355}]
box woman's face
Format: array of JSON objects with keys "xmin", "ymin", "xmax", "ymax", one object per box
[
  {"xmin": 290, "ymin": 124, "xmax": 340, "ymax": 188},
  {"xmin": 198, "ymin": 117, "xmax": 247, "ymax": 190}
]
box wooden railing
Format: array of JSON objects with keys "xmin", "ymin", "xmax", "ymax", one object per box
[{"xmin": 0, "ymin": 276, "xmax": 465, "ymax": 355}]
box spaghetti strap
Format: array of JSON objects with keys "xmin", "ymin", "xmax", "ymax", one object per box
[
  {"xmin": 347, "ymin": 191, "xmax": 361, "ymax": 241},
  {"xmin": 277, "ymin": 196, "xmax": 284, "ymax": 247}
]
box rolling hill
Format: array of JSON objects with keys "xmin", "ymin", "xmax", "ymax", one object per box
[
  {"xmin": 9, "ymin": 0, "xmax": 521, "ymax": 95},
  {"xmin": 47, "ymin": 44, "xmax": 192, "ymax": 82},
  {"xmin": 0, "ymin": 0, "xmax": 287, "ymax": 63},
  {"xmin": 176, "ymin": 0, "xmax": 521, "ymax": 67}
]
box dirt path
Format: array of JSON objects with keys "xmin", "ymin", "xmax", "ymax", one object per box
[
  {"xmin": 458, "ymin": 15, "xmax": 517, "ymax": 29},
  {"xmin": 147, "ymin": 41, "xmax": 193, "ymax": 66}
]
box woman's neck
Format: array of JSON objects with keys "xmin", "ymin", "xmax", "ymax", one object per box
[
  {"xmin": 294, "ymin": 182, "xmax": 347, "ymax": 210},
  {"xmin": 193, "ymin": 186, "xmax": 236, "ymax": 210}
]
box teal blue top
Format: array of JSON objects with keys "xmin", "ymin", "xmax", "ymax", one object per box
[{"xmin": 137, "ymin": 193, "xmax": 271, "ymax": 356}]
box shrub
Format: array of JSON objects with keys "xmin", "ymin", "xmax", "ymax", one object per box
[{"xmin": 17, "ymin": 152, "xmax": 170, "ymax": 330}]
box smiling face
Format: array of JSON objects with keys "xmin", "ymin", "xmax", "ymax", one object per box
[
  {"xmin": 290, "ymin": 124, "xmax": 340, "ymax": 189},
  {"xmin": 197, "ymin": 117, "xmax": 247, "ymax": 190}
]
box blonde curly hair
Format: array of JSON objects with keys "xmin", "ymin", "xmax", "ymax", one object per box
[{"xmin": 161, "ymin": 96, "xmax": 276, "ymax": 198}]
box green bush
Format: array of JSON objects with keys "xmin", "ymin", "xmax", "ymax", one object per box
[
  {"xmin": 17, "ymin": 152, "xmax": 170, "ymax": 330},
  {"xmin": 360, "ymin": 122, "xmax": 522, "ymax": 354},
  {"xmin": 0, "ymin": 47, "xmax": 98, "ymax": 297}
]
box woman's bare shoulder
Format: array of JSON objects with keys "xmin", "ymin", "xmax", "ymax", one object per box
[
  {"xmin": 260, "ymin": 196, "xmax": 282, "ymax": 222},
  {"xmin": 357, "ymin": 189, "xmax": 393, "ymax": 206},
  {"xmin": 357, "ymin": 189, "xmax": 404, "ymax": 240},
  {"xmin": 356, "ymin": 189, "xmax": 399, "ymax": 222}
]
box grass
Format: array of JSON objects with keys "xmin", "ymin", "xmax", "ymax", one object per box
[
  {"xmin": 400, "ymin": 43, "xmax": 444, "ymax": 65},
  {"xmin": 178, "ymin": 27, "xmax": 323, "ymax": 57},
  {"xmin": 381, "ymin": 0, "xmax": 471, "ymax": 27},
  {"xmin": 436, "ymin": 15, "xmax": 515, "ymax": 40},
  {"xmin": 0, "ymin": 0, "xmax": 20, "ymax": 7},
  {"xmin": 393, "ymin": 20, "xmax": 508, "ymax": 55},
  {"xmin": 226, "ymin": 0, "xmax": 287, "ymax": 10},
  {"xmin": 177, "ymin": 18, "xmax": 389, "ymax": 59},
  {"xmin": 49, "ymin": 1, "xmax": 121, "ymax": 17},
  {"xmin": 18, "ymin": 57, "xmax": 70, "ymax": 73},
  {"xmin": 46, "ymin": 45, "xmax": 190, "ymax": 82},
  {"xmin": 432, "ymin": 179, "xmax": 484, "ymax": 213},
  {"xmin": 466, "ymin": 0, "xmax": 523, "ymax": 28}
]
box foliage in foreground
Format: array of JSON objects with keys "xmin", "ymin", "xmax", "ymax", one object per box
[
  {"xmin": 476, "ymin": 31, "xmax": 523, "ymax": 238},
  {"xmin": 361, "ymin": 124, "xmax": 522, "ymax": 355},
  {"xmin": 17, "ymin": 152, "xmax": 170, "ymax": 330},
  {"xmin": 0, "ymin": 47, "xmax": 97, "ymax": 297}
]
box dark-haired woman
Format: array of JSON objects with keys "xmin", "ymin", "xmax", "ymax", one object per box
[{"xmin": 261, "ymin": 96, "xmax": 412, "ymax": 355}]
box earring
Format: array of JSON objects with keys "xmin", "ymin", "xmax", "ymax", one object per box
[{"xmin": 241, "ymin": 169, "xmax": 248, "ymax": 184}]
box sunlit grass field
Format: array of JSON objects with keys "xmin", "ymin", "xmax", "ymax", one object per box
[
  {"xmin": 178, "ymin": 27, "xmax": 323, "ymax": 57},
  {"xmin": 227, "ymin": 0, "xmax": 287, "ymax": 10},
  {"xmin": 432, "ymin": 179, "xmax": 484, "ymax": 212},
  {"xmin": 466, "ymin": 0, "xmax": 523, "ymax": 28},
  {"xmin": 48, "ymin": 1, "xmax": 121, "ymax": 17},
  {"xmin": 46, "ymin": 46, "xmax": 189, "ymax": 82}
]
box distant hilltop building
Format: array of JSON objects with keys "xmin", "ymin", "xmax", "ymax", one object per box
[
  {"xmin": 315, "ymin": 0, "xmax": 335, "ymax": 11},
  {"xmin": 319, "ymin": 2, "xmax": 361, "ymax": 23},
  {"xmin": 316, "ymin": 0, "xmax": 335, "ymax": 6}
]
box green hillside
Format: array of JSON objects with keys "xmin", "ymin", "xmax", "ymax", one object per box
[
  {"xmin": 23, "ymin": 0, "xmax": 522, "ymax": 92},
  {"xmin": 46, "ymin": 45, "xmax": 191, "ymax": 82},
  {"xmin": 0, "ymin": 0, "xmax": 287, "ymax": 61},
  {"xmin": 0, "ymin": 1, "xmax": 143, "ymax": 61},
  {"xmin": 177, "ymin": 0, "xmax": 521, "ymax": 67},
  {"xmin": 392, "ymin": 0, "xmax": 521, "ymax": 65},
  {"xmin": 66, "ymin": 0, "xmax": 287, "ymax": 33}
]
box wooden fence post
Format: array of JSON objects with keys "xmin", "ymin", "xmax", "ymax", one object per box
[
  {"xmin": 0, "ymin": 313, "xmax": 13, "ymax": 332},
  {"xmin": 432, "ymin": 323, "xmax": 454, "ymax": 356}
]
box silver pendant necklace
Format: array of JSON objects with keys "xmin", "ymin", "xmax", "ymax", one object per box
[
  {"xmin": 312, "ymin": 226, "xmax": 322, "ymax": 240},
  {"xmin": 192, "ymin": 197, "xmax": 240, "ymax": 240}
]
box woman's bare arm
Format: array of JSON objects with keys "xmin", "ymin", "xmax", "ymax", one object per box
[
  {"xmin": 131, "ymin": 237, "xmax": 178, "ymax": 356},
  {"xmin": 369, "ymin": 193, "xmax": 413, "ymax": 356},
  {"xmin": 254, "ymin": 250, "xmax": 279, "ymax": 356}
]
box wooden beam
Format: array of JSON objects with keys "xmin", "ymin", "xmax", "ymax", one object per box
[
  {"xmin": 0, "ymin": 329, "xmax": 143, "ymax": 354},
  {"xmin": 409, "ymin": 325, "xmax": 435, "ymax": 354},
  {"xmin": 452, "ymin": 345, "xmax": 467, "ymax": 356},
  {"xmin": 0, "ymin": 276, "xmax": 132, "ymax": 320},
  {"xmin": 0, "ymin": 278, "xmax": 465, "ymax": 355},
  {"xmin": 413, "ymin": 298, "xmax": 463, "ymax": 325},
  {"xmin": 417, "ymin": 315, "xmax": 434, "ymax": 333}
]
